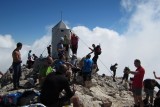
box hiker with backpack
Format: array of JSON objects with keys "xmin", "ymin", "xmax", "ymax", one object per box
[
  {"xmin": 89, "ymin": 44, "xmax": 101, "ymax": 72},
  {"xmin": 82, "ymin": 54, "xmax": 94, "ymax": 88},
  {"xmin": 110, "ymin": 63, "xmax": 118, "ymax": 82}
]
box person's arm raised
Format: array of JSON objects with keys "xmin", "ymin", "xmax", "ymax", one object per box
[{"xmin": 153, "ymin": 71, "xmax": 160, "ymax": 80}]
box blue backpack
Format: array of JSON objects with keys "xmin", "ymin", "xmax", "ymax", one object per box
[{"xmin": 3, "ymin": 92, "xmax": 22, "ymax": 106}]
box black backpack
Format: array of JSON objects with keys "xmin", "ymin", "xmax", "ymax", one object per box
[
  {"xmin": 95, "ymin": 45, "xmax": 101, "ymax": 55},
  {"xmin": 110, "ymin": 65, "xmax": 114, "ymax": 71}
]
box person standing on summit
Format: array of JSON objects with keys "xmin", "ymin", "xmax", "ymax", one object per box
[
  {"xmin": 128, "ymin": 59, "xmax": 145, "ymax": 107},
  {"xmin": 89, "ymin": 44, "xmax": 102, "ymax": 72},
  {"xmin": 47, "ymin": 45, "xmax": 51, "ymax": 57},
  {"xmin": 110, "ymin": 63, "xmax": 118, "ymax": 82},
  {"xmin": 12, "ymin": 42, "xmax": 22, "ymax": 90},
  {"xmin": 71, "ymin": 33, "xmax": 79, "ymax": 55}
]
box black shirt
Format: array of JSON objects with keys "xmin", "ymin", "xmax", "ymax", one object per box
[
  {"xmin": 40, "ymin": 72, "xmax": 74, "ymax": 106},
  {"xmin": 143, "ymin": 79, "xmax": 160, "ymax": 90}
]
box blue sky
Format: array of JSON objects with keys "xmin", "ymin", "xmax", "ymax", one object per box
[
  {"xmin": 1, "ymin": 0, "xmax": 160, "ymax": 87},
  {"xmin": 0, "ymin": 0, "xmax": 127, "ymax": 44}
]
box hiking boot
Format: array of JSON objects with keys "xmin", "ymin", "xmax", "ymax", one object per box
[{"xmin": 113, "ymin": 79, "xmax": 116, "ymax": 82}]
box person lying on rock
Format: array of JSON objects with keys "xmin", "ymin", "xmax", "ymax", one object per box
[{"xmin": 40, "ymin": 64, "xmax": 81, "ymax": 107}]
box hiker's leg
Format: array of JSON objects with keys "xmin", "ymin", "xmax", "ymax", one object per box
[
  {"xmin": 12, "ymin": 63, "xmax": 19, "ymax": 88},
  {"xmin": 113, "ymin": 71, "xmax": 116, "ymax": 81},
  {"xmin": 17, "ymin": 63, "xmax": 21, "ymax": 87},
  {"xmin": 144, "ymin": 89, "xmax": 149, "ymax": 104},
  {"xmin": 71, "ymin": 95, "xmax": 80, "ymax": 107},
  {"xmin": 137, "ymin": 95, "xmax": 144, "ymax": 107},
  {"xmin": 82, "ymin": 73, "xmax": 87, "ymax": 86},
  {"xmin": 133, "ymin": 94, "xmax": 139, "ymax": 106},
  {"xmin": 73, "ymin": 46, "xmax": 76, "ymax": 54},
  {"xmin": 132, "ymin": 89, "xmax": 139, "ymax": 106},
  {"xmin": 86, "ymin": 74, "xmax": 92, "ymax": 88},
  {"xmin": 75, "ymin": 46, "xmax": 78, "ymax": 55},
  {"xmin": 125, "ymin": 74, "xmax": 129, "ymax": 82},
  {"xmin": 150, "ymin": 96, "xmax": 153, "ymax": 105},
  {"xmin": 135, "ymin": 88, "xmax": 143, "ymax": 107},
  {"xmin": 149, "ymin": 90, "xmax": 154, "ymax": 105}
]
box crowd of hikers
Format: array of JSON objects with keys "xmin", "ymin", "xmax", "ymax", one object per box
[{"xmin": 0, "ymin": 32, "xmax": 160, "ymax": 107}]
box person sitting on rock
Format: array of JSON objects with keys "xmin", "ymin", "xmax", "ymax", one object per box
[
  {"xmin": 54, "ymin": 54, "xmax": 74, "ymax": 82},
  {"xmin": 39, "ymin": 56, "xmax": 53, "ymax": 87},
  {"xmin": 40, "ymin": 64, "xmax": 81, "ymax": 107},
  {"xmin": 82, "ymin": 54, "xmax": 93, "ymax": 88},
  {"xmin": 110, "ymin": 63, "xmax": 118, "ymax": 82},
  {"xmin": 143, "ymin": 79, "xmax": 160, "ymax": 106}
]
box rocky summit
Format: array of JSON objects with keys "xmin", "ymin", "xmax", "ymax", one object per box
[{"xmin": 0, "ymin": 64, "xmax": 135, "ymax": 107}]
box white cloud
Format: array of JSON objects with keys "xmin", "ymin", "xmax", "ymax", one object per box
[
  {"xmin": 120, "ymin": 0, "xmax": 135, "ymax": 12},
  {"xmin": 0, "ymin": 34, "xmax": 15, "ymax": 48},
  {"xmin": 0, "ymin": 0, "xmax": 160, "ymax": 89}
]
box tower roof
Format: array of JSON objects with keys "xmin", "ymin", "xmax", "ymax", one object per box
[{"xmin": 52, "ymin": 20, "xmax": 69, "ymax": 30}]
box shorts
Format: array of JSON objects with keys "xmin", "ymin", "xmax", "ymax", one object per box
[
  {"xmin": 144, "ymin": 88, "xmax": 154, "ymax": 97},
  {"xmin": 82, "ymin": 72, "xmax": 91, "ymax": 81},
  {"xmin": 132, "ymin": 88, "xmax": 142, "ymax": 96}
]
